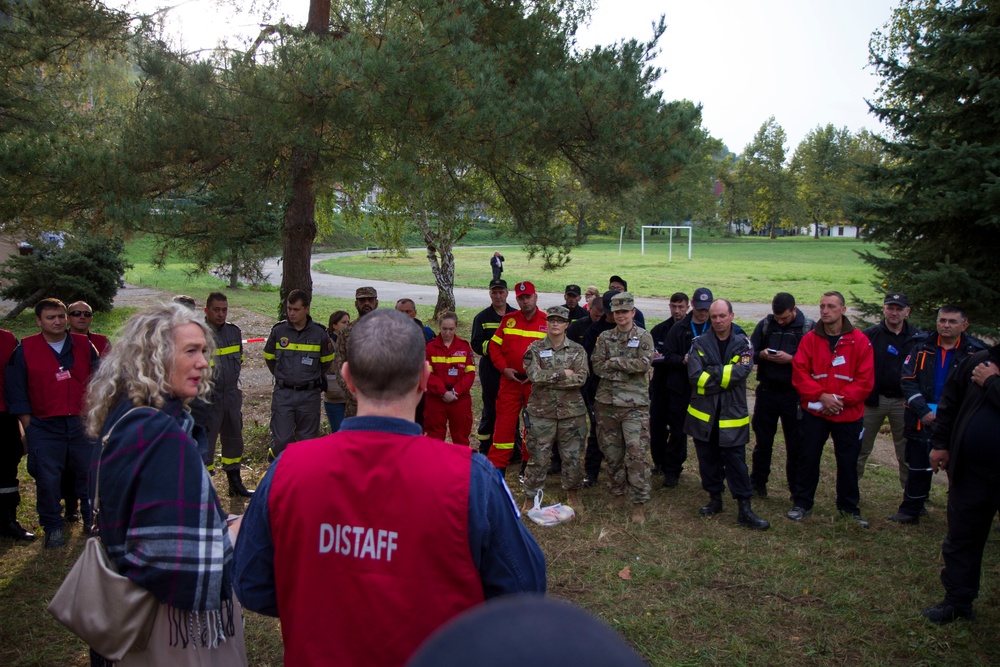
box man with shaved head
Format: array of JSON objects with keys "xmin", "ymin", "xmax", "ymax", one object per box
[{"xmin": 234, "ymin": 309, "xmax": 545, "ymax": 665}]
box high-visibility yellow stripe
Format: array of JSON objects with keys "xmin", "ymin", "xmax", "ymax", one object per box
[
  {"xmin": 206, "ymin": 462, "xmax": 215, "ymax": 471},
  {"xmin": 477, "ymin": 433, "xmax": 490, "ymax": 441},
  {"xmin": 491, "ymin": 334, "xmax": 504, "ymax": 345},
  {"xmin": 320, "ymin": 352, "xmax": 335, "ymax": 363},
  {"xmin": 284, "ymin": 343, "xmax": 321, "ymax": 352},
  {"xmin": 215, "ymin": 345, "xmax": 241, "ymax": 356},
  {"xmin": 697, "ymin": 372, "xmax": 710, "ymax": 395},
  {"xmin": 501, "ymin": 328, "xmax": 547, "ymax": 339},
  {"xmin": 687, "ymin": 405, "xmax": 711, "ymax": 422},
  {"xmin": 221, "ymin": 456, "xmax": 241, "ymax": 465},
  {"xmin": 493, "ymin": 442, "xmax": 514, "ymax": 450},
  {"xmin": 697, "ymin": 349, "xmax": 705, "ymax": 356},
  {"xmin": 719, "ymin": 416, "xmax": 750, "ymax": 428},
  {"xmin": 263, "ymin": 351, "xmax": 276, "ymax": 360},
  {"xmin": 465, "ymin": 365, "xmax": 476, "ymax": 372},
  {"xmin": 431, "ymin": 356, "xmax": 469, "ymax": 363},
  {"xmin": 721, "ymin": 364, "xmax": 733, "ymax": 389},
  {"xmin": 482, "ymin": 323, "xmax": 500, "ymax": 329}
]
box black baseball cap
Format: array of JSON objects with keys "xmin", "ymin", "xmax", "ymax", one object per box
[
  {"xmin": 884, "ymin": 293, "xmax": 909, "ymax": 307},
  {"xmin": 489, "ymin": 279, "xmax": 507, "ymax": 290},
  {"xmin": 564, "ymin": 284, "xmax": 582, "ymax": 296},
  {"xmin": 692, "ymin": 287, "xmax": 713, "ymax": 310}
]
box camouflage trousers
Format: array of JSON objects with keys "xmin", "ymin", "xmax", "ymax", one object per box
[
  {"xmin": 595, "ymin": 404, "xmax": 652, "ymax": 504},
  {"xmin": 522, "ymin": 414, "xmax": 587, "ymax": 499}
]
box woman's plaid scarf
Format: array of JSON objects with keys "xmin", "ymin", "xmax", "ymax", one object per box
[{"xmin": 94, "ymin": 397, "xmax": 236, "ymax": 650}]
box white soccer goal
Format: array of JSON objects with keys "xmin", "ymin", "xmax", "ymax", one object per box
[{"xmin": 641, "ymin": 225, "xmax": 692, "ymax": 261}]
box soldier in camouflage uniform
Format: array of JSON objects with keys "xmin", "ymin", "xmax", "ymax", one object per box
[
  {"xmin": 521, "ymin": 306, "xmax": 589, "ymax": 510},
  {"xmin": 592, "ymin": 292, "xmax": 654, "ymax": 524}
]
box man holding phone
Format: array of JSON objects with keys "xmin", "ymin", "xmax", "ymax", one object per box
[
  {"xmin": 748, "ymin": 293, "xmax": 814, "ymax": 499},
  {"xmin": 488, "ymin": 281, "xmax": 548, "ymax": 473}
]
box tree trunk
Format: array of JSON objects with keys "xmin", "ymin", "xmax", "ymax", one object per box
[
  {"xmin": 278, "ymin": 0, "xmax": 330, "ymax": 308},
  {"xmin": 229, "ymin": 248, "xmax": 239, "ymax": 289},
  {"xmin": 280, "ymin": 149, "xmax": 318, "ymax": 303},
  {"xmin": 3, "ymin": 287, "xmax": 45, "ymax": 321},
  {"xmin": 416, "ymin": 210, "xmax": 456, "ymax": 319}
]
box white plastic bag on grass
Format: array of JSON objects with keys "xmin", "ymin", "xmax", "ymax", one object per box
[{"xmin": 526, "ymin": 490, "xmax": 575, "ymax": 526}]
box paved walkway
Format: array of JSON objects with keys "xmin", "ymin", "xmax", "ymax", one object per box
[{"xmin": 263, "ymin": 251, "xmax": 825, "ymax": 323}]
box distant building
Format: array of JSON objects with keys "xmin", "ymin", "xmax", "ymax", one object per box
[{"xmin": 804, "ymin": 223, "xmax": 860, "ymax": 238}]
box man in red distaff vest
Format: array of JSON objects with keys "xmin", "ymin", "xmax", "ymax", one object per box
[
  {"xmin": 4, "ymin": 298, "xmax": 98, "ymax": 548},
  {"xmin": 233, "ymin": 309, "xmax": 546, "ymax": 667},
  {"xmin": 488, "ymin": 280, "xmax": 547, "ymax": 472}
]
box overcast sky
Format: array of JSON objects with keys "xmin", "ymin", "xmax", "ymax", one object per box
[{"xmin": 118, "ymin": 0, "xmax": 900, "ymax": 156}]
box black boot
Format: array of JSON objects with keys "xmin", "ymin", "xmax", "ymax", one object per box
[
  {"xmin": 738, "ymin": 499, "xmax": 770, "ymax": 531},
  {"xmin": 700, "ymin": 493, "xmax": 723, "ymax": 516},
  {"xmin": 227, "ymin": 469, "xmax": 254, "ymax": 498},
  {"xmin": 1, "ymin": 493, "xmax": 35, "ymax": 542}
]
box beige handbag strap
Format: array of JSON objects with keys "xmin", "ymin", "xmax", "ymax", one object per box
[{"xmin": 92, "ymin": 406, "xmax": 157, "ymax": 532}]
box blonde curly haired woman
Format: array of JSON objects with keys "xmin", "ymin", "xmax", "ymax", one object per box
[{"xmin": 85, "ymin": 304, "xmax": 247, "ymax": 666}]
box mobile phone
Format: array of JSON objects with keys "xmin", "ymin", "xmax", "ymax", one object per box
[{"xmin": 766, "ymin": 348, "xmax": 778, "ymax": 354}]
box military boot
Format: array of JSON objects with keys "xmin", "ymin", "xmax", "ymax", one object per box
[
  {"xmin": 227, "ymin": 469, "xmax": 254, "ymax": 498},
  {"xmin": 737, "ymin": 499, "xmax": 770, "ymax": 531},
  {"xmin": 700, "ymin": 493, "xmax": 723, "ymax": 516}
]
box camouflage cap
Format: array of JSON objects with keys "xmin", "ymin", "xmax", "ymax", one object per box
[
  {"xmin": 355, "ymin": 286, "xmax": 378, "ymax": 299},
  {"xmin": 545, "ymin": 305, "xmax": 570, "ymax": 321},
  {"xmin": 610, "ymin": 292, "xmax": 635, "ymax": 312}
]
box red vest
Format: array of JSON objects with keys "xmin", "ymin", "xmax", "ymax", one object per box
[
  {"xmin": 0, "ymin": 330, "xmax": 17, "ymax": 412},
  {"xmin": 89, "ymin": 332, "xmax": 110, "ymax": 356},
  {"xmin": 269, "ymin": 429, "xmax": 485, "ymax": 666},
  {"xmin": 22, "ymin": 333, "xmax": 92, "ymax": 418}
]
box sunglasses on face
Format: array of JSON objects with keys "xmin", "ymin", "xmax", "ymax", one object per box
[{"xmin": 68, "ymin": 310, "xmax": 93, "ymax": 317}]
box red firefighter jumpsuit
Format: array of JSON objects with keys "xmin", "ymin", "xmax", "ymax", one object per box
[
  {"xmin": 488, "ymin": 309, "xmax": 548, "ymax": 469},
  {"xmin": 424, "ymin": 334, "xmax": 476, "ymax": 446}
]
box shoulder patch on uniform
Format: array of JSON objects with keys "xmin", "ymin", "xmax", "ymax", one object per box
[
  {"xmin": 279, "ymin": 337, "xmax": 290, "ymax": 348},
  {"xmin": 506, "ymin": 318, "xmax": 516, "ymax": 328}
]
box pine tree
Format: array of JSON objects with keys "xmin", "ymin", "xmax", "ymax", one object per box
[{"xmin": 853, "ymin": 0, "xmax": 1000, "ymax": 329}]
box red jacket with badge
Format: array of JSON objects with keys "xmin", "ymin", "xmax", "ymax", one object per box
[
  {"xmin": 792, "ymin": 319, "xmax": 874, "ymax": 422},
  {"xmin": 426, "ymin": 335, "xmax": 476, "ymax": 399},
  {"xmin": 489, "ymin": 310, "xmax": 548, "ymax": 376}
]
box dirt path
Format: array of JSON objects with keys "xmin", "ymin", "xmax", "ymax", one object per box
[{"xmin": 261, "ymin": 251, "xmax": 841, "ymax": 323}]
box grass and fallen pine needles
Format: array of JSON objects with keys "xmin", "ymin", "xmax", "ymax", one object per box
[{"xmin": 2, "ymin": 425, "xmax": 997, "ymax": 666}]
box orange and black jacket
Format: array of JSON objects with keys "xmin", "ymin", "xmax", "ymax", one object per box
[{"xmin": 900, "ymin": 332, "xmax": 986, "ymax": 440}]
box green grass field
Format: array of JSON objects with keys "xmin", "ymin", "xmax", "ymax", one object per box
[
  {"xmin": 315, "ymin": 238, "xmax": 883, "ymax": 305},
  {"xmin": 2, "ymin": 237, "xmax": 998, "ymax": 666}
]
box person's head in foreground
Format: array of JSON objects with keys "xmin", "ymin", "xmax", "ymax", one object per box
[{"xmin": 406, "ymin": 596, "xmax": 646, "ymax": 667}]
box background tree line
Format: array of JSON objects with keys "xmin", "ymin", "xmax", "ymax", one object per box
[{"xmin": 2, "ymin": 0, "xmax": 997, "ymax": 330}]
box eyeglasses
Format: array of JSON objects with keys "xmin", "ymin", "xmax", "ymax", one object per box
[{"xmin": 68, "ymin": 310, "xmax": 93, "ymax": 317}]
